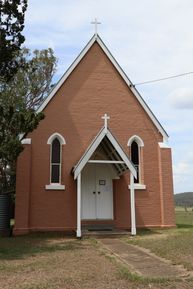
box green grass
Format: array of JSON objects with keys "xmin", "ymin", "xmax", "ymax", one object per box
[
  {"xmin": 175, "ymin": 208, "xmax": 193, "ymax": 228},
  {"xmin": 0, "ymin": 232, "xmax": 83, "ymax": 260},
  {"xmin": 117, "ymin": 265, "xmax": 170, "ymax": 284},
  {"xmin": 175, "ymin": 206, "xmax": 191, "ymax": 212},
  {"xmin": 126, "ymin": 209, "xmax": 193, "ymax": 271}
]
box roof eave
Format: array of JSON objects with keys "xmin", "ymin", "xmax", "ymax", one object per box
[
  {"xmin": 95, "ymin": 35, "xmax": 169, "ymax": 140},
  {"xmin": 36, "ymin": 34, "xmax": 97, "ymax": 113}
]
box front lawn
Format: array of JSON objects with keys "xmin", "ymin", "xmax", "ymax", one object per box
[
  {"xmin": 126, "ymin": 209, "xmax": 193, "ymax": 271},
  {"xmin": 1, "ymin": 210, "xmax": 193, "ymax": 289}
]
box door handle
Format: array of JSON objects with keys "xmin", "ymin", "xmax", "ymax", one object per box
[
  {"xmin": 98, "ymin": 191, "xmax": 101, "ymax": 194},
  {"xmin": 93, "ymin": 191, "xmax": 96, "ymax": 194}
]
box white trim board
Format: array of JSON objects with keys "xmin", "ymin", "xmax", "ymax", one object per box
[
  {"xmin": 158, "ymin": 142, "xmax": 171, "ymax": 148},
  {"xmin": 21, "ymin": 138, "xmax": 31, "ymax": 145},
  {"xmin": 45, "ymin": 184, "xmax": 65, "ymax": 190},
  {"xmin": 36, "ymin": 34, "xmax": 168, "ymax": 141},
  {"xmin": 128, "ymin": 184, "xmax": 146, "ymax": 190},
  {"xmin": 88, "ymin": 160, "xmax": 125, "ymax": 164}
]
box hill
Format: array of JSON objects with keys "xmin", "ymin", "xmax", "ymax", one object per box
[{"xmin": 174, "ymin": 192, "xmax": 193, "ymax": 207}]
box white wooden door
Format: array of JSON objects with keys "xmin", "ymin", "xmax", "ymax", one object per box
[
  {"xmin": 81, "ymin": 163, "xmax": 113, "ymax": 220},
  {"xmin": 81, "ymin": 164, "xmax": 96, "ymax": 219},
  {"xmin": 95, "ymin": 164, "xmax": 113, "ymax": 219}
]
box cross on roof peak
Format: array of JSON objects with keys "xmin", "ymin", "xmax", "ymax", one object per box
[
  {"xmin": 102, "ymin": 113, "xmax": 110, "ymax": 132},
  {"xmin": 91, "ymin": 18, "xmax": 101, "ymax": 35}
]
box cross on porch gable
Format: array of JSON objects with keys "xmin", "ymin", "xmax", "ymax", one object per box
[{"xmin": 102, "ymin": 113, "xmax": 110, "ymax": 132}]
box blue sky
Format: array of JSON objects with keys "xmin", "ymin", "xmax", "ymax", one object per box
[{"xmin": 23, "ymin": 0, "xmax": 193, "ymax": 194}]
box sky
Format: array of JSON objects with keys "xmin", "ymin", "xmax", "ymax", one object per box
[{"xmin": 23, "ymin": 0, "xmax": 193, "ymax": 194}]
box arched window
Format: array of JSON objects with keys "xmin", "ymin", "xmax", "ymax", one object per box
[
  {"xmin": 47, "ymin": 133, "xmax": 66, "ymax": 186},
  {"xmin": 51, "ymin": 138, "xmax": 61, "ymax": 183},
  {"xmin": 131, "ymin": 141, "xmax": 139, "ymax": 183},
  {"xmin": 127, "ymin": 135, "xmax": 144, "ymax": 184}
]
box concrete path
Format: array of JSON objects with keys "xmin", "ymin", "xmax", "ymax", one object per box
[{"xmin": 100, "ymin": 238, "xmax": 189, "ymax": 279}]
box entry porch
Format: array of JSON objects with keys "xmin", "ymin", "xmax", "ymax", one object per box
[{"xmin": 73, "ymin": 114, "xmax": 137, "ymax": 238}]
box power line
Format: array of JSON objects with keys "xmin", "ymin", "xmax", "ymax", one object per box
[{"xmin": 134, "ymin": 71, "xmax": 193, "ymax": 86}]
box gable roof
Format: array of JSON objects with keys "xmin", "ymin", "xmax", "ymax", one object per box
[
  {"xmin": 37, "ymin": 34, "xmax": 168, "ymax": 141},
  {"xmin": 73, "ymin": 126, "xmax": 137, "ymax": 179}
]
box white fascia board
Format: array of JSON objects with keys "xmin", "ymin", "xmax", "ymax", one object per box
[
  {"xmin": 96, "ymin": 36, "xmax": 169, "ymax": 141},
  {"xmin": 37, "ymin": 35, "xmax": 97, "ymax": 113},
  {"xmin": 73, "ymin": 127, "xmax": 106, "ymax": 179},
  {"xmin": 106, "ymin": 130, "xmax": 137, "ymax": 179},
  {"xmin": 158, "ymin": 142, "xmax": 171, "ymax": 148}
]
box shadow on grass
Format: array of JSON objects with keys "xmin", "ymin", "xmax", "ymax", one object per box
[
  {"xmin": 135, "ymin": 228, "xmax": 162, "ymax": 236},
  {"xmin": 176, "ymin": 223, "xmax": 193, "ymax": 229},
  {"xmin": 0, "ymin": 232, "xmax": 84, "ymax": 261}
]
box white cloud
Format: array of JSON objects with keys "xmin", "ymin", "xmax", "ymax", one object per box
[
  {"xmin": 169, "ymin": 87, "xmax": 193, "ymax": 109},
  {"xmin": 173, "ymin": 158, "xmax": 193, "ymax": 193}
]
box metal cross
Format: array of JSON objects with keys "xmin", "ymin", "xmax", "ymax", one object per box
[
  {"xmin": 91, "ymin": 18, "xmax": 101, "ymax": 34},
  {"xmin": 102, "ymin": 113, "xmax": 110, "ymax": 132}
]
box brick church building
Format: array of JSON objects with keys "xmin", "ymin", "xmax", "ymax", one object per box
[{"xmin": 14, "ymin": 33, "xmax": 175, "ymax": 237}]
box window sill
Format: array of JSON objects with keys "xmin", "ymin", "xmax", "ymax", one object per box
[
  {"xmin": 128, "ymin": 184, "xmax": 146, "ymax": 190},
  {"xmin": 45, "ymin": 184, "xmax": 65, "ymax": 190}
]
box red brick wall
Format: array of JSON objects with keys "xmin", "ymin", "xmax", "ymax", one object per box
[
  {"xmin": 159, "ymin": 147, "xmax": 175, "ymax": 227},
  {"xmin": 14, "ymin": 144, "xmax": 32, "ymax": 235},
  {"xmin": 14, "ymin": 42, "xmax": 175, "ymax": 234}
]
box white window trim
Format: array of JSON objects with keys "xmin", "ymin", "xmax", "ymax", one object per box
[
  {"xmin": 127, "ymin": 135, "xmax": 145, "ymax": 186},
  {"xmin": 128, "ymin": 184, "xmax": 146, "ymax": 190},
  {"xmin": 47, "ymin": 132, "xmax": 66, "ymax": 145},
  {"xmin": 127, "ymin": 135, "xmax": 144, "ymax": 147},
  {"xmin": 45, "ymin": 184, "xmax": 65, "ymax": 190},
  {"xmin": 46, "ymin": 133, "xmax": 66, "ymax": 190}
]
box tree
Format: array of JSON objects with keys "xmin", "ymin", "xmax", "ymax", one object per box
[
  {"xmin": 0, "ymin": 1, "xmax": 57, "ymax": 193},
  {"xmin": 0, "ymin": 0, "xmax": 28, "ymax": 81},
  {"xmin": 1, "ymin": 47, "xmax": 57, "ymax": 110},
  {"xmin": 0, "ymin": 0, "xmax": 28, "ymax": 192},
  {"xmin": 0, "ymin": 47, "xmax": 57, "ymax": 191},
  {"xmin": 0, "ymin": 93, "xmax": 44, "ymax": 191},
  {"xmin": 0, "ymin": 0, "xmax": 57, "ymax": 191}
]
